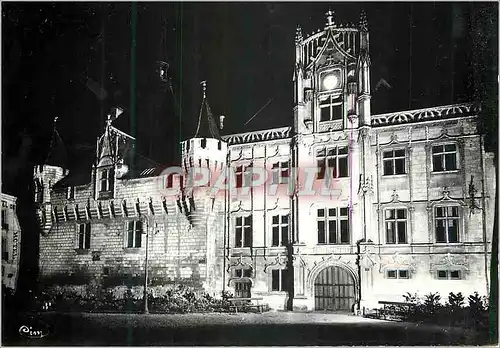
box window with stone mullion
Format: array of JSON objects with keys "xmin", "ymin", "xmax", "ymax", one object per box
[
  {"xmin": 235, "ymin": 215, "xmax": 253, "ymax": 247},
  {"xmin": 385, "ymin": 209, "xmax": 407, "ymax": 244},
  {"xmin": 316, "ymin": 147, "xmax": 348, "ymax": 179},
  {"xmin": 317, "ymin": 208, "xmax": 349, "ymax": 244},
  {"xmin": 127, "ymin": 220, "xmax": 143, "ymax": 248},
  {"xmin": 432, "ymin": 144, "xmax": 457, "ymax": 172},
  {"xmin": 435, "ymin": 206, "xmax": 459, "ymax": 243},
  {"xmin": 78, "ymin": 222, "xmax": 91, "ymax": 249},
  {"xmin": 383, "ymin": 149, "xmax": 406, "ymax": 175},
  {"xmin": 271, "ymin": 214, "xmax": 289, "ymax": 247},
  {"xmin": 319, "ymin": 95, "xmax": 342, "ymax": 122},
  {"xmin": 271, "ymin": 268, "xmax": 289, "ymax": 291},
  {"xmin": 272, "ymin": 161, "xmax": 290, "ymax": 185}
]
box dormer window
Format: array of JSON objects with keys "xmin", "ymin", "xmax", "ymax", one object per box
[
  {"xmin": 98, "ymin": 167, "xmax": 114, "ymax": 199},
  {"xmin": 67, "ymin": 186, "xmax": 75, "ymax": 200},
  {"xmin": 34, "ymin": 179, "xmax": 44, "ymax": 203}
]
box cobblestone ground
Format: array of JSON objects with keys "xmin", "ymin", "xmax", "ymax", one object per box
[{"xmin": 3, "ymin": 311, "xmax": 488, "ymax": 346}]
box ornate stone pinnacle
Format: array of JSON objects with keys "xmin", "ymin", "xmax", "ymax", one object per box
[
  {"xmin": 295, "ymin": 25, "xmax": 303, "ymax": 43},
  {"xmin": 200, "ymin": 80, "xmax": 207, "ymax": 99},
  {"xmin": 325, "ymin": 8, "xmax": 335, "ymax": 27},
  {"xmin": 359, "ymin": 9, "xmax": 368, "ymax": 32}
]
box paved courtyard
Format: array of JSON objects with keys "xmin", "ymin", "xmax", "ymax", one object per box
[{"xmin": 3, "ymin": 311, "xmax": 487, "ymax": 346}]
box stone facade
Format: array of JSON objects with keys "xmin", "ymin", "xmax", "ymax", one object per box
[
  {"xmin": 34, "ymin": 10, "xmax": 495, "ymax": 312},
  {"xmin": 2, "ymin": 193, "xmax": 21, "ymax": 291}
]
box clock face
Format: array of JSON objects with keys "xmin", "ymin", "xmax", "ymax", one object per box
[{"xmin": 322, "ymin": 73, "xmax": 339, "ymax": 90}]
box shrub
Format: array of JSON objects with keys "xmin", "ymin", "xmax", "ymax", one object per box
[
  {"xmin": 448, "ymin": 292, "xmax": 465, "ymax": 309},
  {"xmin": 395, "ymin": 291, "xmax": 490, "ymax": 331}
]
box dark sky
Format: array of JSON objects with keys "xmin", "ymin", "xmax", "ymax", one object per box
[{"xmin": 2, "ymin": 2, "xmax": 498, "ymax": 194}]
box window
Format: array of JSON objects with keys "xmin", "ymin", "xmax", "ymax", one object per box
[
  {"xmin": 235, "ymin": 215, "xmax": 252, "ymax": 247},
  {"xmin": 77, "ymin": 223, "xmax": 91, "ymax": 250},
  {"xmin": 99, "ymin": 168, "xmax": 114, "ymax": 192},
  {"xmin": 2, "ymin": 237, "xmax": 8, "ymax": 261},
  {"xmin": 319, "ymin": 95, "xmax": 342, "ymax": 122},
  {"xmin": 437, "ymin": 270, "xmax": 462, "ymax": 280},
  {"xmin": 317, "ymin": 208, "xmax": 350, "ymax": 244},
  {"xmin": 316, "ymin": 147, "xmax": 348, "ymax": 179},
  {"xmin": 67, "ymin": 186, "xmax": 75, "ymax": 200},
  {"xmin": 127, "ymin": 220, "xmax": 143, "ymax": 248},
  {"xmin": 435, "ymin": 206, "xmax": 460, "ymax": 243},
  {"xmin": 432, "ymin": 144, "xmax": 457, "ymax": 172},
  {"xmin": 387, "ymin": 270, "xmax": 409, "ymax": 279},
  {"xmin": 272, "ymin": 269, "xmax": 289, "ymax": 292},
  {"xmin": 385, "ymin": 209, "xmax": 407, "ymax": 244},
  {"xmin": 234, "ymin": 269, "xmax": 252, "ymax": 278},
  {"xmin": 34, "ymin": 179, "xmax": 43, "ymax": 203},
  {"xmin": 1, "ymin": 209, "xmax": 8, "ymax": 230},
  {"xmin": 234, "ymin": 281, "xmax": 251, "ymax": 298},
  {"xmin": 166, "ymin": 174, "xmax": 174, "ymax": 188},
  {"xmin": 271, "ymin": 161, "xmax": 289, "ymax": 185},
  {"xmin": 383, "ymin": 149, "xmax": 406, "ymax": 175},
  {"xmin": 271, "ymin": 214, "xmax": 289, "ymax": 247},
  {"xmin": 244, "ymin": 164, "xmax": 253, "ymax": 187},
  {"xmin": 235, "ymin": 165, "xmax": 252, "ymax": 188}
]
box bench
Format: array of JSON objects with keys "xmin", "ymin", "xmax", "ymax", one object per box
[
  {"xmin": 228, "ymin": 297, "xmax": 268, "ymax": 313},
  {"xmin": 376, "ymin": 301, "xmax": 415, "ymax": 321}
]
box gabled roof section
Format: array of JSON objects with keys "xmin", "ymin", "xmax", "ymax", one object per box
[
  {"xmin": 45, "ymin": 117, "xmax": 68, "ymax": 169},
  {"xmin": 193, "ymin": 81, "xmax": 221, "ymax": 140}
]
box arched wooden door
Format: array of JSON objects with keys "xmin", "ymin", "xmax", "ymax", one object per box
[{"xmin": 314, "ymin": 266, "xmax": 355, "ymax": 311}]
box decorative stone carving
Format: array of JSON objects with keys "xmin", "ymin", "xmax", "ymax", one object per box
[
  {"xmin": 379, "ymin": 252, "xmax": 417, "ymax": 274},
  {"xmin": 360, "ymin": 248, "xmax": 376, "ymax": 270},
  {"xmin": 429, "ymin": 253, "xmax": 469, "ymax": 273},
  {"xmin": 358, "ymin": 174, "xmax": 374, "ymax": 196},
  {"xmin": 264, "ymin": 253, "xmax": 288, "ymax": 273},
  {"xmin": 371, "ymin": 103, "xmax": 477, "ymax": 127},
  {"xmin": 227, "ymin": 255, "xmax": 253, "ymax": 273},
  {"xmin": 222, "ymin": 127, "xmax": 291, "ymax": 145},
  {"xmin": 304, "ymin": 88, "xmax": 314, "ymax": 102},
  {"xmin": 426, "ymin": 186, "xmax": 467, "ymax": 209}
]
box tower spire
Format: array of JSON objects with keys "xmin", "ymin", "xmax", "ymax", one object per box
[
  {"xmin": 194, "ymin": 81, "xmax": 220, "ymax": 139},
  {"xmin": 45, "ymin": 116, "xmax": 68, "ymax": 169}
]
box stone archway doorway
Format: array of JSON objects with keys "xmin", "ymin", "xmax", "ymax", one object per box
[{"xmin": 314, "ymin": 266, "xmax": 356, "ymax": 311}]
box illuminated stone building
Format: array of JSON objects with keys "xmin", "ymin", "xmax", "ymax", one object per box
[
  {"xmin": 2, "ymin": 193, "xmax": 22, "ymax": 291},
  {"xmin": 34, "ymin": 10, "xmax": 494, "ymax": 311}
]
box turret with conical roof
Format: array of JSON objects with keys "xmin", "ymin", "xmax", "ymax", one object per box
[
  {"xmin": 180, "ymin": 81, "xmax": 227, "ymax": 228},
  {"xmin": 33, "ymin": 117, "xmax": 69, "ymax": 234}
]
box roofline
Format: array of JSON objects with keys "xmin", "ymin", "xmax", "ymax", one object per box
[{"xmin": 1, "ymin": 193, "xmax": 17, "ymax": 203}]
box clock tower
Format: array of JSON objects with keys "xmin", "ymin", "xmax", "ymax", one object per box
[{"xmin": 293, "ymin": 9, "xmax": 371, "ymax": 134}]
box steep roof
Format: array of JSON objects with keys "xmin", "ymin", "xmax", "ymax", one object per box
[
  {"xmin": 193, "ymin": 81, "xmax": 221, "ymax": 140},
  {"xmin": 45, "ymin": 117, "xmax": 68, "ymax": 169}
]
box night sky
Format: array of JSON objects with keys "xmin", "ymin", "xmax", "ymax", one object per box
[{"xmin": 2, "ymin": 2, "xmax": 498, "ymax": 194}]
